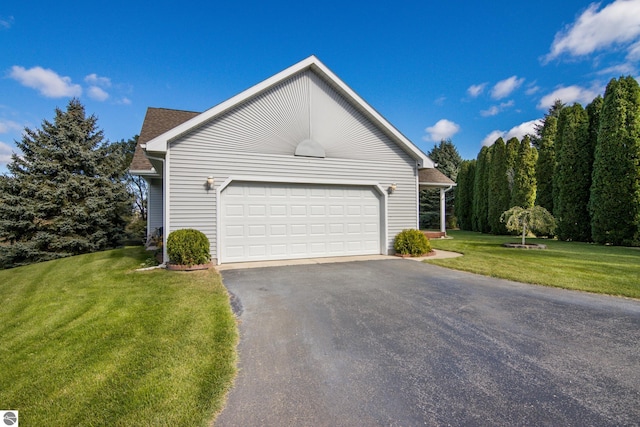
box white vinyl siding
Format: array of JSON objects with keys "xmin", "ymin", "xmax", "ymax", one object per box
[
  {"xmin": 167, "ymin": 68, "xmax": 419, "ymax": 262},
  {"xmin": 147, "ymin": 178, "xmax": 163, "ymax": 235}
]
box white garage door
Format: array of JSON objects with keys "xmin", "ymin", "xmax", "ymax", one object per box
[{"xmin": 221, "ymin": 182, "xmax": 381, "ymax": 263}]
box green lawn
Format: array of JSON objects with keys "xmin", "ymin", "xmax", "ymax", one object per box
[
  {"xmin": 427, "ymin": 230, "xmax": 640, "ymax": 298},
  {"xmin": 0, "ymin": 247, "xmax": 237, "ymax": 426}
]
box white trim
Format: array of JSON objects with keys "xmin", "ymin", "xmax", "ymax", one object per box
[
  {"xmin": 129, "ymin": 169, "xmax": 159, "ymax": 177},
  {"xmin": 163, "ymin": 152, "xmax": 170, "ymax": 263},
  {"xmin": 215, "ymin": 176, "xmax": 388, "ymax": 265},
  {"xmin": 145, "ymin": 56, "xmax": 432, "ymax": 168},
  {"xmin": 419, "ymin": 182, "xmax": 457, "ymax": 187}
]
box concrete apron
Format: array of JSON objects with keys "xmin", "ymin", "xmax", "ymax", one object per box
[{"xmin": 216, "ymin": 249, "xmax": 462, "ymax": 271}]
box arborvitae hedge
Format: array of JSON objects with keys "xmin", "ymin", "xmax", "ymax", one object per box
[
  {"xmin": 472, "ymin": 146, "xmax": 491, "ymax": 233},
  {"xmin": 488, "ymin": 138, "xmax": 509, "ymax": 234},
  {"xmin": 590, "ymin": 76, "xmax": 640, "ymax": 245},
  {"xmin": 555, "ymin": 104, "xmax": 591, "ymax": 241},
  {"xmin": 455, "ymin": 159, "xmax": 476, "ymax": 230}
]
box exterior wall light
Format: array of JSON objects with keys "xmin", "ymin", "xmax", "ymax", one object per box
[
  {"xmin": 389, "ymin": 183, "xmax": 397, "ymax": 193},
  {"xmin": 206, "ymin": 176, "xmax": 215, "ymax": 190}
]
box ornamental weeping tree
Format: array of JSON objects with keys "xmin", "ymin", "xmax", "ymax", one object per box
[
  {"xmin": 500, "ymin": 206, "xmax": 556, "ymax": 246},
  {"xmin": 0, "ymin": 99, "xmax": 131, "ymax": 268}
]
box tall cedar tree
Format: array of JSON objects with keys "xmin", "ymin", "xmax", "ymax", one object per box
[
  {"xmin": 455, "ymin": 159, "xmax": 476, "ymax": 230},
  {"xmin": 590, "ymin": 76, "xmax": 640, "ymax": 245},
  {"xmin": 488, "ymin": 138, "xmax": 510, "ymax": 234},
  {"xmin": 472, "ymin": 146, "xmax": 491, "ymax": 233},
  {"xmin": 554, "ymin": 104, "xmax": 591, "ymax": 241},
  {"xmin": 0, "ymin": 99, "xmax": 131, "ymax": 268},
  {"xmin": 511, "ymin": 136, "xmax": 538, "ymax": 208},
  {"xmin": 419, "ymin": 139, "xmax": 462, "ymax": 228},
  {"xmin": 535, "ymin": 101, "xmax": 564, "ymax": 212},
  {"xmin": 505, "ymin": 137, "xmax": 519, "ymax": 194}
]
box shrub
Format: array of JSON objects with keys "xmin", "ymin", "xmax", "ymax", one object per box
[
  {"xmin": 166, "ymin": 229, "xmax": 211, "ymax": 266},
  {"xmin": 394, "ymin": 229, "xmax": 432, "ymax": 256}
]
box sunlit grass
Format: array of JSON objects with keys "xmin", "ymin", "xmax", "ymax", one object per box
[
  {"xmin": 427, "ymin": 230, "xmax": 640, "ymax": 298},
  {"xmin": 0, "ymin": 247, "xmax": 237, "ymax": 426}
]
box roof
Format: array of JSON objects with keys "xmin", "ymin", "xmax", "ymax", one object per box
[
  {"xmin": 418, "ymin": 168, "xmax": 456, "ymax": 188},
  {"xmin": 144, "ymin": 55, "xmax": 434, "ymax": 168},
  {"xmin": 130, "ymin": 107, "xmax": 199, "ymax": 172}
]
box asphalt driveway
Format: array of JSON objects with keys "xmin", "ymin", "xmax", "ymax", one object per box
[{"xmin": 216, "ymin": 259, "xmax": 640, "ymax": 426}]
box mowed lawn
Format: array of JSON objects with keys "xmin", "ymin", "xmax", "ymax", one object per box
[
  {"xmin": 0, "ymin": 247, "xmax": 237, "ymax": 426},
  {"xmin": 427, "ymin": 230, "xmax": 640, "ymax": 298}
]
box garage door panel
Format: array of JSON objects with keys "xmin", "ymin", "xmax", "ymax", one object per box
[{"xmin": 221, "ymin": 182, "xmax": 381, "ymax": 263}]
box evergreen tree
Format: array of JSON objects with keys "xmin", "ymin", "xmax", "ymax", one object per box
[
  {"xmin": 590, "ymin": 77, "xmax": 640, "ymax": 245},
  {"xmin": 532, "ymin": 99, "xmax": 564, "ymax": 149},
  {"xmin": 555, "ymin": 104, "xmax": 591, "ymax": 241},
  {"xmin": 0, "ymin": 99, "xmax": 131, "ymax": 268},
  {"xmin": 419, "ymin": 139, "xmax": 463, "ymax": 228},
  {"xmin": 455, "ymin": 159, "xmax": 476, "ymax": 230},
  {"xmin": 535, "ymin": 113, "xmax": 560, "ymax": 212},
  {"xmin": 472, "ymin": 146, "xmax": 491, "ymax": 233},
  {"xmin": 505, "ymin": 137, "xmax": 520, "ymax": 195},
  {"xmin": 488, "ymin": 138, "xmax": 510, "ymax": 234},
  {"xmin": 511, "ymin": 136, "xmax": 538, "ymax": 208}
]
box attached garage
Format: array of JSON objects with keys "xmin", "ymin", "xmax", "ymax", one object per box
[
  {"xmin": 131, "ymin": 55, "xmax": 438, "ymax": 265},
  {"xmin": 220, "ymin": 181, "xmax": 383, "ymax": 263}
]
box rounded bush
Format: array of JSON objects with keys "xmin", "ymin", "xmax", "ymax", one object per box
[
  {"xmin": 166, "ymin": 229, "xmax": 211, "ymax": 266},
  {"xmin": 394, "ymin": 229, "xmax": 432, "ymax": 256}
]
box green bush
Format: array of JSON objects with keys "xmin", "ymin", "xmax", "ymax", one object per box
[
  {"xmin": 394, "ymin": 229, "xmax": 432, "ymax": 256},
  {"xmin": 166, "ymin": 229, "xmax": 211, "ymax": 266}
]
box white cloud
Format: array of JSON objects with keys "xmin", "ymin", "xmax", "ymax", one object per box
[
  {"xmin": 482, "ymin": 119, "xmax": 541, "ymax": 146},
  {"xmin": 0, "ymin": 141, "xmax": 14, "ymax": 166},
  {"xmin": 538, "ymin": 85, "xmax": 601, "ymax": 109},
  {"xmin": 627, "ymin": 40, "xmax": 640, "ymax": 61},
  {"xmin": 467, "ymin": 83, "xmax": 487, "ymax": 97},
  {"xmin": 481, "ymin": 106, "xmax": 500, "ymax": 117},
  {"xmin": 87, "ymin": 86, "xmax": 109, "ymax": 101},
  {"xmin": 0, "ymin": 119, "xmax": 22, "ymax": 134},
  {"xmin": 545, "ymin": 0, "xmax": 640, "ymax": 62},
  {"xmin": 423, "ymin": 119, "xmax": 460, "ymax": 142},
  {"xmin": 0, "ymin": 16, "xmax": 14, "ymax": 29},
  {"xmin": 480, "ymin": 100, "xmax": 515, "ymax": 117},
  {"xmin": 84, "ymin": 73, "xmax": 111, "ymax": 87},
  {"xmin": 491, "ymin": 76, "xmax": 525, "ymax": 99},
  {"xmin": 9, "ymin": 66, "xmax": 82, "ymax": 98},
  {"xmin": 117, "ymin": 97, "xmax": 132, "ymax": 105},
  {"xmin": 525, "ymin": 82, "xmax": 541, "ymax": 95}
]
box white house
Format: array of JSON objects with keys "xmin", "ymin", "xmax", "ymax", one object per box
[{"xmin": 130, "ymin": 56, "xmax": 453, "ymax": 265}]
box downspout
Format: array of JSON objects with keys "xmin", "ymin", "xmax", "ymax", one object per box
[
  {"xmin": 440, "ymin": 184, "xmax": 455, "ymax": 234},
  {"xmin": 144, "ymin": 153, "xmax": 167, "ymax": 266}
]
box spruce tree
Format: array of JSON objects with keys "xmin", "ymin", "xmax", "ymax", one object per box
[
  {"xmin": 455, "ymin": 159, "xmax": 476, "ymax": 230},
  {"xmin": 590, "ymin": 77, "xmax": 640, "ymax": 245},
  {"xmin": 488, "ymin": 138, "xmax": 510, "ymax": 234},
  {"xmin": 0, "ymin": 99, "xmax": 131, "ymax": 268},
  {"xmin": 420, "ymin": 139, "xmax": 463, "ymax": 228},
  {"xmin": 511, "ymin": 136, "xmax": 538, "ymax": 208},
  {"xmin": 472, "ymin": 146, "xmax": 491, "ymax": 233},
  {"xmin": 555, "ymin": 104, "xmax": 591, "ymax": 241}
]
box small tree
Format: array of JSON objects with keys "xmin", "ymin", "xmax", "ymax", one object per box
[{"xmin": 500, "ymin": 206, "xmax": 556, "ymax": 245}]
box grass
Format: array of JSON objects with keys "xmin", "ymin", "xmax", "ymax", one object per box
[
  {"xmin": 0, "ymin": 247, "xmax": 237, "ymax": 426},
  {"xmin": 426, "ymin": 230, "xmax": 640, "ymax": 298}
]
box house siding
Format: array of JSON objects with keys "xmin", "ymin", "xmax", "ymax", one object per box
[
  {"xmin": 147, "ymin": 178, "xmax": 163, "ymax": 235},
  {"xmin": 167, "ymin": 69, "xmax": 419, "ymax": 260}
]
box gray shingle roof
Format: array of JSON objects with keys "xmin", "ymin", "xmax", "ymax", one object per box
[
  {"xmin": 130, "ymin": 107, "xmax": 199, "ymax": 172},
  {"xmin": 418, "ymin": 168, "xmax": 456, "ymax": 187}
]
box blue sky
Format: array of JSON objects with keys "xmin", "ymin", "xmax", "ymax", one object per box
[{"xmin": 2, "ymin": 0, "xmax": 640, "ymax": 171}]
